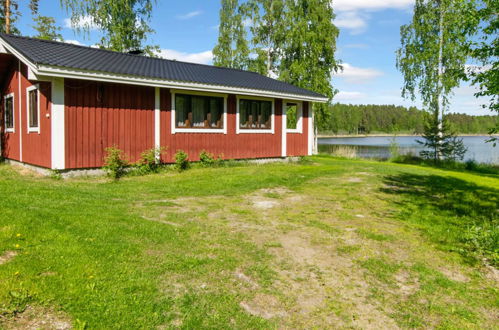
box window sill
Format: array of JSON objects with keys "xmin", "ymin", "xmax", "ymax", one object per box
[
  {"xmin": 5, "ymin": 129, "xmax": 15, "ymax": 133},
  {"xmin": 27, "ymin": 128, "xmax": 40, "ymax": 134},
  {"xmin": 286, "ymin": 129, "xmax": 303, "ymax": 134},
  {"xmin": 237, "ymin": 129, "xmax": 274, "ymax": 134},
  {"xmin": 173, "ymin": 128, "xmax": 226, "ymax": 134}
]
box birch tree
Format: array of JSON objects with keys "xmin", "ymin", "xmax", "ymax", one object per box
[
  {"xmin": 468, "ymin": 0, "xmax": 498, "ymax": 143},
  {"xmin": 280, "ymin": 0, "xmax": 340, "ymax": 152},
  {"xmin": 243, "ymin": 0, "xmax": 285, "ymax": 77},
  {"xmin": 60, "ymin": 0, "xmax": 158, "ymax": 54},
  {"xmin": 396, "ymin": 0, "xmax": 474, "ymax": 161},
  {"xmin": 213, "ymin": 0, "xmax": 250, "ymax": 69}
]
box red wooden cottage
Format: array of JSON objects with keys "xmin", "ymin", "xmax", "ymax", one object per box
[{"xmin": 0, "ymin": 34, "xmax": 327, "ymax": 171}]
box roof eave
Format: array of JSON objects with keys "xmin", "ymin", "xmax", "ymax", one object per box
[
  {"xmin": 0, "ymin": 35, "xmax": 329, "ymax": 103},
  {"xmin": 35, "ymin": 64, "xmax": 329, "ymax": 103}
]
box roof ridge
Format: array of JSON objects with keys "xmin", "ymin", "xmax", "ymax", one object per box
[{"xmin": 0, "ymin": 33, "xmax": 265, "ymax": 76}]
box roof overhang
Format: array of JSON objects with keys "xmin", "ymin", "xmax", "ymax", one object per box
[{"xmin": 0, "ymin": 36, "xmax": 329, "ymax": 103}]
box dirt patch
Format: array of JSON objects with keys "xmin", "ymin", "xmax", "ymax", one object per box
[
  {"xmin": 346, "ymin": 177, "xmax": 363, "ymax": 183},
  {"xmin": 1, "ymin": 305, "xmax": 71, "ymax": 330},
  {"xmin": 439, "ymin": 267, "xmax": 470, "ymax": 283},
  {"xmin": 240, "ymin": 294, "xmax": 287, "ymax": 319},
  {"xmin": 394, "ymin": 270, "xmax": 420, "ymax": 296},
  {"xmin": 0, "ymin": 251, "xmax": 17, "ymax": 265},
  {"xmin": 234, "ymin": 270, "xmax": 259, "ymax": 289}
]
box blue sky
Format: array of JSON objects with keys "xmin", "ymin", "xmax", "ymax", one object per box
[{"xmin": 14, "ymin": 0, "xmax": 490, "ymax": 115}]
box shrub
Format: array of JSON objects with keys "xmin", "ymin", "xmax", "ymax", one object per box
[
  {"xmin": 103, "ymin": 146, "xmax": 128, "ymax": 179},
  {"xmin": 462, "ymin": 223, "xmax": 499, "ymax": 267},
  {"xmin": 135, "ymin": 147, "xmax": 166, "ymax": 174},
  {"xmin": 175, "ymin": 150, "xmax": 189, "ymax": 171},
  {"xmin": 214, "ymin": 153, "xmax": 225, "ymax": 167},
  {"xmin": 199, "ymin": 150, "xmax": 215, "ymax": 167}
]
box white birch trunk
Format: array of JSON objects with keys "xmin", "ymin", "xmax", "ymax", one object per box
[{"xmin": 437, "ymin": 0, "xmax": 445, "ymax": 159}]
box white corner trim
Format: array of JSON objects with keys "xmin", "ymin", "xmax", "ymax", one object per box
[
  {"xmin": 18, "ymin": 61, "xmax": 22, "ymax": 162},
  {"xmin": 236, "ymin": 95, "xmax": 275, "ymax": 134},
  {"xmin": 26, "ymin": 84, "xmax": 40, "ymax": 134},
  {"xmin": 51, "ymin": 77, "xmax": 65, "ymax": 170},
  {"xmin": 281, "ymin": 101, "xmax": 286, "ymax": 157},
  {"xmin": 170, "ymin": 90, "xmax": 228, "ymax": 134},
  {"xmin": 4, "ymin": 93, "xmax": 15, "ymax": 133},
  {"xmin": 308, "ymin": 104, "xmax": 314, "ymax": 156},
  {"xmin": 154, "ymin": 87, "xmax": 160, "ymax": 149},
  {"xmin": 284, "ymin": 100, "xmax": 303, "ymax": 134}
]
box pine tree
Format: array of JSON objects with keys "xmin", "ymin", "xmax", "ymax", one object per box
[{"xmin": 213, "ymin": 0, "xmax": 250, "ymax": 69}]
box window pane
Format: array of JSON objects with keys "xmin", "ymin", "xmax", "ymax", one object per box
[
  {"xmin": 209, "ymin": 98, "xmax": 223, "ymax": 128},
  {"xmin": 239, "ymin": 100, "xmax": 249, "ymax": 128},
  {"xmin": 5, "ymin": 97, "xmax": 13, "ymax": 129},
  {"xmin": 29, "ymin": 90, "xmax": 38, "ymax": 129},
  {"xmin": 286, "ymin": 103, "xmax": 298, "ymax": 129},
  {"xmin": 239, "ymin": 99, "xmax": 272, "ymax": 130},
  {"xmin": 175, "ymin": 94, "xmax": 189, "ymax": 127},
  {"xmin": 191, "ymin": 96, "xmax": 206, "ymax": 127},
  {"xmin": 261, "ymin": 101, "xmax": 271, "ymax": 128}
]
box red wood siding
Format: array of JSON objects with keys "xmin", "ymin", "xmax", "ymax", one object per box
[
  {"xmin": 65, "ymin": 80, "xmax": 155, "ymax": 169},
  {"xmin": 160, "ymin": 90, "xmax": 283, "ymax": 162},
  {"xmin": 286, "ymin": 101, "xmax": 309, "ymax": 157},
  {"xmin": 20, "ymin": 64, "xmax": 52, "ymax": 168},
  {"xmin": 1, "ymin": 60, "xmax": 51, "ymax": 168},
  {"xmin": 1, "ymin": 58, "xmax": 20, "ymax": 161}
]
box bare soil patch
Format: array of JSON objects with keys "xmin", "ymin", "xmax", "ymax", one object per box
[
  {"xmin": 1, "ymin": 305, "xmax": 71, "ymax": 330},
  {"xmin": 0, "ymin": 250, "xmax": 17, "ymax": 265}
]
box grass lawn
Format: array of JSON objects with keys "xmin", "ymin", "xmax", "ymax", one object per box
[{"xmin": 0, "ymin": 156, "xmax": 497, "ymax": 329}]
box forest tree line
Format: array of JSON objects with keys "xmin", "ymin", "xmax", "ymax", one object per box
[{"xmin": 320, "ymin": 103, "xmax": 497, "ymax": 135}]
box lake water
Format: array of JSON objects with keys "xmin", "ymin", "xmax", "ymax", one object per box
[{"xmin": 318, "ymin": 136, "xmax": 499, "ymax": 164}]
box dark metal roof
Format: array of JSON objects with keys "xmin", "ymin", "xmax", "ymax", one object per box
[{"xmin": 0, "ymin": 34, "xmax": 326, "ymax": 100}]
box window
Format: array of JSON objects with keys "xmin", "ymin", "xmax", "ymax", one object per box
[
  {"xmin": 175, "ymin": 93, "xmax": 224, "ymax": 129},
  {"xmin": 285, "ymin": 102, "xmax": 302, "ymax": 133},
  {"xmin": 4, "ymin": 94, "xmax": 14, "ymax": 132},
  {"xmin": 239, "ymin": 99, "xmax": 272, "ymax": 130},
  {"xmin": 27, "ymin": 85, "xmax": 39, "ymax": 132}
]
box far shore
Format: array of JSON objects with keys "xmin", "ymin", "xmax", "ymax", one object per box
[{"xmin": 318, "ymin": 133, "xmax": 498, "ymax": 138}]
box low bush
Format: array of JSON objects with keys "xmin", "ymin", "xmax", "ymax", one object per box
[
  {"xmin": 175, "ymin": 150, "xmax": 190, "ymax": 171},
  {"xmin": 134, "ymin": 147, "xmax": 167, "ymax": 174},
  {"xmin": 199, "ymin": 150, "xmax": 215, "ymax": 167},
  {"xmin": 103, "ymin": 146, "xmax": 129, "ymax": 179}
]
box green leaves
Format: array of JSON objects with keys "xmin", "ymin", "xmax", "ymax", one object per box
[{"xmin": 60, "ymin": 0, "xmax": 158, "ymax": 54}]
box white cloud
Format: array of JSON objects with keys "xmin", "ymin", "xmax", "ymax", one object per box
[
  {"xmin": 64, "ymin": 16, "xmax": 99, "ymax": 30},
  {"xmin": 332, "ymin": 0, "xmax": 414, "ymax": 34},
  {"xmin": 334, "ymin": 11, "xmax": 368, "ymax": 34},
  {"xmin": 334, "ymin": 63, "xmax": 384, "ymax": 84},
  {"xmin": 333, "ymin": 0, "xmax": 414, "ymax": 12},
  {"xmin": 177, "ymin": 10, "xmax": 202, "ymax": 20},
  {"xmin": 157, "ymin": 49, "xmax": 213, "ymax": 65},
  {"xmin": 64, "ymin": 39, "xmax": 85, "ymax": 46},
  {"xmin": 335, "ymin": 91, "xmax": 366, "ymax": 101}
]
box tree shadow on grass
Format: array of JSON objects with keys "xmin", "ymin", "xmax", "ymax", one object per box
[
  {"xmin": 381, "ymin": 173, "xmax": 498, "ymax": 221},
  {"xmin": 380, "ymin": 173, "xmax": 498, "ymax": 264}
]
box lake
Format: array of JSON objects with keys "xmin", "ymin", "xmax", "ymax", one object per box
[{"xmin": 318, "ymin": 136, "xmax": 499, "ymax": 164}]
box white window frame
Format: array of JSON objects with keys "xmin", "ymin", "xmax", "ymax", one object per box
[
  {"xmin": 26, "ymin": 84, "xmax": 40, "ymax": 133},
  {"xmin": 236, "ymin": 95, "xmax": 275, "ymax": 134},
  {"xmin": 284, "ymin": 100, "xmax": 303, "ymax": 134},
  {"xmin": 171, "ymin": 89, "xmax": 227, "ymax": 134},
  {"xmin": 4, "ymin": 93, "xmax": 15, "ymax": 133}
]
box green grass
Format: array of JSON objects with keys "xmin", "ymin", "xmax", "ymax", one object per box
[{"xmin": 0, "ymin": 156, "xmax": 497, "ymax": 328}]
